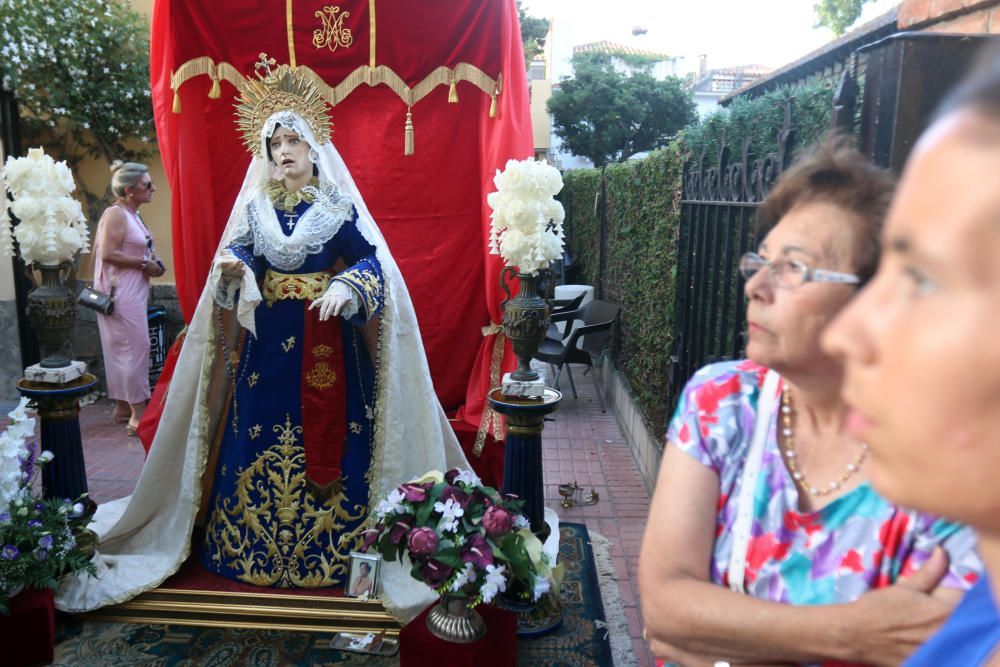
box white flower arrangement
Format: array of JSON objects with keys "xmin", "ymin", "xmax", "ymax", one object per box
[
  {"xmin": 1, "ymin": 148, "xmax": 90, "ymax": 264},
  {"xmin": 0, "ymin": 398, "xmax": 36, "ymax": 511},
  {"xmin": 487, "ymin": 158, "xmax": 566, "ymax": 275}
]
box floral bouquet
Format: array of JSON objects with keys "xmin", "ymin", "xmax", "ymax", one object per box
[
  {"xmin": 487, "ymin": 158, "xmax": 565, "ymax": 275},
  {"xmin": 1, "ymin": 148, "xmax": 90, "ymax": 264},
  {"xmin": 0, "ymin": 398, "xmax": 97, "ymax": 613},
  {"xmin": 364, "ymin": 468, "xmax": 556, "ymax": 608}
]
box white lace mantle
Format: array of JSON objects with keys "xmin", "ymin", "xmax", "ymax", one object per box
[{"xmin": 240, "ymin": 183, "xmax": 355, "ymax": 271}]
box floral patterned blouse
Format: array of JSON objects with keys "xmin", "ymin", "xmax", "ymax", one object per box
[{"xmin": 668, "ymin": 360, "xmax": 982, "ymax": 604}]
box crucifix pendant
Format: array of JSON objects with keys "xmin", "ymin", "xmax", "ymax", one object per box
[{"xmin": 283, "ymin": 211, "xmax": 299, "ymax": 231}]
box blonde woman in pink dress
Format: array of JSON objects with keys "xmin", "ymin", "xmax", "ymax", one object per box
[{"xmin": 93, "ymin": 161, "xmax": 166, "ymax": 436}]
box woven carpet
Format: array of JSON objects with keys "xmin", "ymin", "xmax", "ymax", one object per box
[{"xmin": 52, "ymin": 523, "xmax": 621, "ymax": 666}]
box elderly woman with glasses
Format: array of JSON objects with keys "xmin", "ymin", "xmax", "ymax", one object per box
[
  {"xmin": 93, "ymin": 160, "xmax": 166, "ymax": 436},
  {"xmin": 638, "ymin": 138, "xmax": 982, "ymax": 667}
]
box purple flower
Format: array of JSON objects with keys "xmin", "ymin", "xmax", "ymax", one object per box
[
  {"xmin": 388, "ymin": 516, "xmax": 414, "ymax": 545},
  {"xmin": 38, "ymin": 535, "xmax": 53, "ymax": 550},
  {"xmin": 1, "ymin": 545, "xmax": 19, "ymax": 560},
  {"xmin": 440, "ymin": 486, "xmax": 471, "ymax": 510},
  {"xmin": 27, "ymin": 519, "xmax": 42, "ymax": 529},
  {"xmin": 418, "ymin": 559, "xmax": 454, "ymax": 588},
  {"xmin": 461, "ymin": 534, "xmax": 494, "ymax": 569},
  {"xmin": 408, "ymin": 527, "xmax": 439, "ymax": 557},
  {"xmin": 34, "ymin": 502, "xmax": 44, "ymax": 512},
  {"xmin": 483, "ymin": 505, "xmax": 515, "ymax": 538},
  {"xmin": 444, "ymin": 468, "xmax": 462, "ymax": 485},
  {"xmin": 0, "ymin": 512, "xmax": 11, "ymax": 523},
  {"xmin": 33, "ymin": 547, "xmax": 49, "ymax": 562},
  {"xmin": 399, "ymin": 483, "xmax": 431, "ymax": 503}
]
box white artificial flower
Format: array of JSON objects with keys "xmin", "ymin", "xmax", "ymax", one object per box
[
  {"xmin": 7, "ymin": 397, "xmax": 31, "ymax": 422},
  {"xmin": 37, "ymin": 450, "xmax": 54, "ymax": 463},
  {"xmin": 480, "ymin": 564, "xmax": 508, "ymax": 604},
  {"xmin": 450, "ymin": 562, "xmax": 477, "ymax": 592},
  {"xmin": 532, "ymin": 574, "xmax": 551, "ymax": 601},
  {"xmin": 453, "ymin": 469, "xmax": 481, "ymax": 487},
  {"xmin": 434, "ymin": 498, "xmax": 465, "ymax": 533},
  {"xmin": 513, "ymin": 515, "xmax": 530, "ymax": 530},
  {"xmin": 375, "ymin": 488, "xmax": 406, "ymax": 519}
]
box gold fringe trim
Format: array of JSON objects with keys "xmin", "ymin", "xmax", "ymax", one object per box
[
  {"xmin": 473, "ymin": 323, "xmax": 506, "ymax": 457},
  {"xmin": 448, "ymin": 78, "xmax": 458, "ymax": 104},
  {"xmin": 208, "ymin": 77, "xmax": 221, "ymax": 99},
  {"xmin": 404, "ymin": 108, "xmax": 414, "ymax": 156},
  {"xmin": 173, "ymin": 90, "xmax": 181, "ymax": 114},
  {"xmin": 170, "ymin": 58, "xmax": 501, "ymax": 114}
]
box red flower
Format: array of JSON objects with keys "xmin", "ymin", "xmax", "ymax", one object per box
[
  {"xmin": 441, "ymin": 486, "xmax": 472, "ymax": 510},
  {"xmin": 400, "ymin": 483, "xmax": 432, "ymax": 503},
  {"xmin": 418, "ymin": 559, "xmax": 454, "ymax": 587},
  {"xmin": 408, "ymin": 527, "xmax": 439, "ymax": 557},
  {"xmin": 483, "ymin": 506, "xmax": 515, "ymax": 538},
  {"xmin": 461, "ymin": 534, "xmax": 494, "ymax": 568},
  {"xmin": 388, "ymin": 515, "xmax": 414, "ymax": 545}
]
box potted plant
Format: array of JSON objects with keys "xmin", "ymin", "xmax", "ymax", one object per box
[
  {"xmin": 364, "ymin": 468, "xmax": 557, "ymax": 643},
  {"xmin": 0, "ymin": 397, "xmax": 97, "ymax": 614}
]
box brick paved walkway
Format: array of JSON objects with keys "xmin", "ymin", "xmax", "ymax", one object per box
[{"xmin": 65, "ymin": 363, "xmax": 655, "ymax": 666}]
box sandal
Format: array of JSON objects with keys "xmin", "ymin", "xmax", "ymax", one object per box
[{"xmin": 126, "ymin": 424, "xmax": 138, "ymax": 437}]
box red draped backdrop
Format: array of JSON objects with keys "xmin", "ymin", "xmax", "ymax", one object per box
[{"xmin": 145, "ymin": 0, "xmax": 529, "ymax": 475}]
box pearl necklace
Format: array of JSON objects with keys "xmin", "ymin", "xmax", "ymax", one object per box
[{"xmin": 780, "ymin": 384, "xmax": 868, "ymax": 496}]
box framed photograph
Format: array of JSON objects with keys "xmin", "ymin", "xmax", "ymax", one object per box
[{"xmin": 347, "ymin": 551, "xmax": 381, "ymax": 599}]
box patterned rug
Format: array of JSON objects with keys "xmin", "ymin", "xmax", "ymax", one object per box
[{"xmin": 52, "ymin": 523, "xmax": 619, "ymax": 666}]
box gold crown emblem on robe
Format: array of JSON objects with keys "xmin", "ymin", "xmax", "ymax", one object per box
[{"xmin": 235, "ymin": 53, "xmax": 332, "ymax": 158}]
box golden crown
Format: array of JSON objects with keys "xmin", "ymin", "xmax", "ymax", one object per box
[{"xmin": 235, "ymin": 53, "xmax": 332, "ymax": 158}]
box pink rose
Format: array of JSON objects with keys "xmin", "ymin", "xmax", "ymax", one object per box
[
  {"xmin": 483, "ymin": 505, "xmax": 515, "ymax": 538},
  {"xmin": 408, "ymin": 527, "xmax": 440, "ymax": 557}
]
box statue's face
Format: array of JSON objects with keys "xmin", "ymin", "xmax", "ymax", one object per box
[{"xmin": 269, "ymin": 126, "xmax": 311, "ymax": 183}]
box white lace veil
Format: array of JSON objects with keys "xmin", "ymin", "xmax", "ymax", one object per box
[{"xmin": 56, "ymin": 111, "xmax": 470, "ymax": 624}]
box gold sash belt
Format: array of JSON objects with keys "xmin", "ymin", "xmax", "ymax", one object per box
[{"xmin": 262, "ymin": 269, "xmax": 331, "ymax": 306}]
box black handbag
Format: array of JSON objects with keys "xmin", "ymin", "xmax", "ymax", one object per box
[{"xmin": 77, "ymin": 284, "xmax": 115, "ymax": 316}]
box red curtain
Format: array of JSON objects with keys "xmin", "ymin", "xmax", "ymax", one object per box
[{"xmin": 148, "ymin": 0, "xmax": 529, "ymax": 438}]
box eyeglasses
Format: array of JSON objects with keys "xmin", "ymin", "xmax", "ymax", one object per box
[
  {"xmin": 739, "ymin": 252, "xmax": 860, "ymax": 289},
  {"xmin": 136, "ymin": 180, "xmax": 153, "ymax": 190}
]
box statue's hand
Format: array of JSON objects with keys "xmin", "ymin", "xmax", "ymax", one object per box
[
  {"xmin": 216, "ymin": 257, "xmax": 245, "ymax": 278},
  {"xmin": 309, "ymin": 290, "xmax": 351, "ymax": 321}
]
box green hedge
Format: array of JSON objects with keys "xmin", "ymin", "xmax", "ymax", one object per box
[
  {"xmin": 562, "ymin": 144, "xmax": 685, "ymax": 435},
  {"xmin": 560, "ymin": 80, "xmax": 837, "ymax": 438}
]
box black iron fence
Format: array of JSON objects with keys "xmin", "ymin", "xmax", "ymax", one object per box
[{"xmin": 670, "ymin": 108, "xmax": 795, "ymax": 405}]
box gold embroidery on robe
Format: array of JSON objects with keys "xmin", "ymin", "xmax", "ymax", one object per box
[
  {"xmin": 249, "ymin": 424, "xmax": 262, "ymax": 440},
  {"xmin": 204, "ymin": 414, "xmax": 368, "ymax": 587},
  {"xmin": 349, "ymin": 421, "xmax": 363, "ymax": 435},
  {"xmin": 248, "ymin": 372, "xmax": 260, "ymax": 388},
  {"xmin": 313, "ymin": 344, "xmax": 334, "ymax": 359},
  {"xmin": 333, "ymin": 267, "xmax": 382, "ymax": 319},
  {"xmin": 305, "ymin": 361, "xmax": 337, "ymax": 390},
  {"xmin": 282, "ymin": 336, "xmax": 296, "ymax": 353}
]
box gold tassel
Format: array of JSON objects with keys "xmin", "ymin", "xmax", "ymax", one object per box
[
  {"xmin": 208, "ymin": 78, "xmax": 221, "ymax": 99},
  {"xmin": 172, "ymin": 90, "xmax": 182, "ymax": 114},
  {"xmin": 489, "ymin": 91, "xmax": 497, "ymax": 118},
  {"xmin": 448, "ymin": 78, "xmax": 459, "ymax": 103},
  {"xmin": 404, "ymin": 108, "xmax": 414, "ymax": 156}
]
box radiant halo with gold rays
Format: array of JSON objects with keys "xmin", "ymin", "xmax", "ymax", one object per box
[{"xmin": 234, "ymin": 53, "xmax": 332, "ymax": 158}]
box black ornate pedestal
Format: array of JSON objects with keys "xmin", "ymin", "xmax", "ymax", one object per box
[
  {"xmin": 16, "ymin": 373, "xmax": 97, "ymax": 504},
  {"xmin": 487, "ymin": 386, "xmax": 562, "ymax": 637}
]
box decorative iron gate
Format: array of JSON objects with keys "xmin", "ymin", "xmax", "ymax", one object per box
[{"xmin": 670, "ymin": 108, "xmax": 795, "ymax": 404}]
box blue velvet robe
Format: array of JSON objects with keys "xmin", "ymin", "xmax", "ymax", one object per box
[{"xmin": 199, "ymin": 198, "xmax": 385, "ymax": 588}]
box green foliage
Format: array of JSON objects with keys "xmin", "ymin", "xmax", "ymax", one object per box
[
  {"xmin": 548, "ymin": 53, "xmax": 697, "ymax": 167},
  {"xmin": 814, "ymin": 0, "xmax": 872, "ymax": 35},
  {"xmin": 517, "ymin": 1, "xmax": 549, "ymax": 67},
  {"xmin": 681, "ymin": 81, "xmax": 835, "ymax": 162},
  {"xmin": 0, "ymin": 0, "xmax": 156, "ymax": 215},
  {"xmin": 562, "ymin": 144, "xmax": 686, "ymax": 435}
]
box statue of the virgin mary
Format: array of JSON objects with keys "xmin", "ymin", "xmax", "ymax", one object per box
[{"xmin": 56, "ymin": 59, "xmax": 469, "ymax": 623}]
